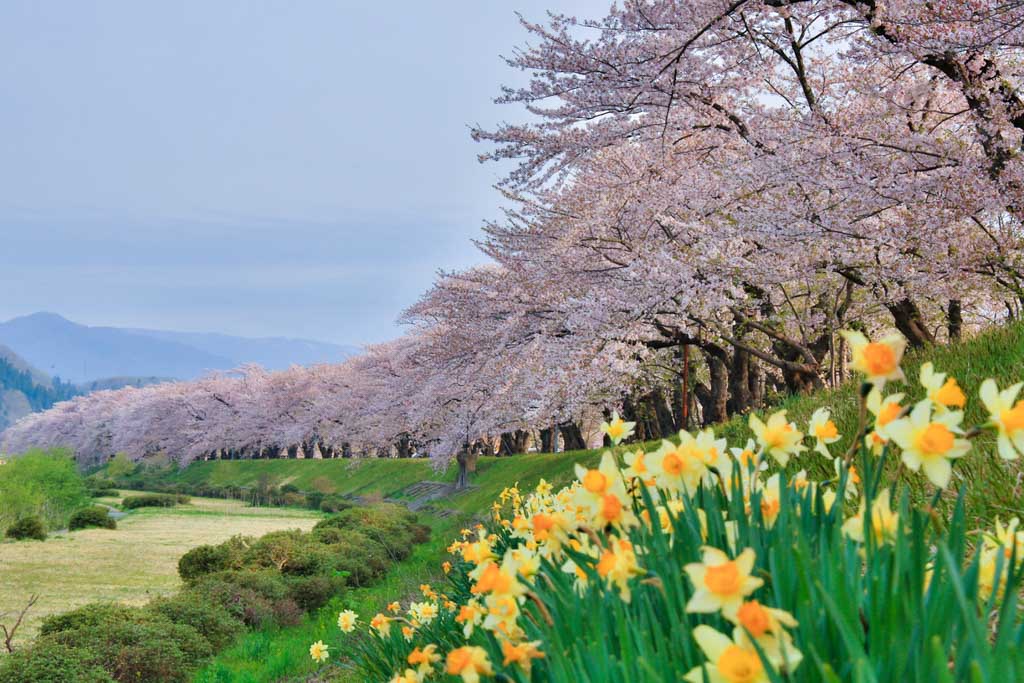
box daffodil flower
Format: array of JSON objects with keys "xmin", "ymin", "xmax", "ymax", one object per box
[
  {"xmin": 684, "ymin": 625, "xmax": 775, "ymax": 683},
  {"xmin": 808, "ymin": 408, "xmax": 841, "ymax": 457},
  {"xmin": 749, "ymin": 410, "xmax": 806, "ymax": 467},
  {"xmin": 841, "ymin": 329, "xmax": 906, "ymax": 389},
  {"xmin": 684, "ymin": 547, "xmax": 764, "ymax": 617},
  {"xmin": 309, "ymin": 640, "xmax": 329, "ymax": 663},
  {"xmin": 919, "ymin": 362, "xmax": 966, "ymax": 412},
  {"xmin": 600, "ymin": 410, "xmax": 636, "ymax": 445},
  {"xmin": 886, "ymin": 400, "xmax": 970, "ymax": 488},
  {"xmin": 446, "ymin": 646, "xmax": 493, "ymax": 683},
  {"xmin": 842, "ymin": 489, "xmax": 899, "ymax": 545},
  {"xmin": 979, "ymin": 379, "xmax": 1024, "ymax": 460},
  {"xmin": 336, "ymin": 609, "xmax": 357, "ymax": 633}
]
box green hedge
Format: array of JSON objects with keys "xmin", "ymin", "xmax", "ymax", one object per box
[
  {"xmin": 69, "ymin": 506, "xmax": 116, "ymax": 530},
  {"xmin": 121, "ymin": 493, "xmax": 189, "ymax": 509}
]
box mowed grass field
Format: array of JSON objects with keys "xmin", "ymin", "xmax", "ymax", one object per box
[{"xmin": 0, "ymin": 491, "xmax": 321, "ymax": 646}]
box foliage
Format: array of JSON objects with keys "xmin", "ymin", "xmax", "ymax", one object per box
[
  {"xmin": 68, "ymin": 506, "xmax": 116, "ymax": 531},
  {"xmin": 4, "ymin": 516, "xmax": 46, "ymax": 541},
  {"xmin": 0, "ymin": 449, "xmax": 88, "ymax": 533},
  {"xmin": 145, "ymin": 593, "xmax": 244, "ymax": 651}
]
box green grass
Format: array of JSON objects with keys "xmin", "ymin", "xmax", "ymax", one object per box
[{"xmin": 171, "ymin": 321, "xmax": 1024, "ymax": 681}]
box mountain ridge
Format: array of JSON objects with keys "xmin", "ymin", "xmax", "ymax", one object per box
[{"xmin": 0, "ymin": 313, "xmax": 358, "ymax": 384}]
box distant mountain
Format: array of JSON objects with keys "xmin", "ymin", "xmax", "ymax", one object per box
[
  {"xmin": 0, "ymin": 313, "xmax": 358, "ymax": 384},
  {"xmin": 125, "ymin": 328, "xmax": 359, "ymax": 372}
]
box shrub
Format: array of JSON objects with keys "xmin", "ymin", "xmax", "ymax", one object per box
[
  {"xmin": 48, "ymin": 617, "xmax": 212, "ymax": 683},
  {"xmin": 287, "ymin": 574, "xmax": 346, "ymax": 612},
  {"xmin": 89, "ymin": 488, "xmax": 120, "ymax": 498},
  {"xmin": 39, "ymin": 603, "xmax": 139, "ymax": 636},
  {"xmin": 5, "ymin": 515, "xmax": 46, "ymax": 541},
  {"xmin": 178, "ymin": 544, "xmax": 232, "ymax": 581},
  {"xmin": 305, "ymin": 490, "xmax": 325, "ymax": 510},
  {"xmin": 121, "ymin": 493, "xmax": 188, "ymax": 509},
  {"xmin": 0, "ymin": 641, "xmax": 114, "ymax": 683},
  {"xmin": 146, "ymin": 592, "xmax": 243, "ymax": 650},
  {"xmin": 68, "ymin": 506, "xmax": 116, "ymax": 530},
  {"xmin": 194, "ymin": 578, "xmax": 276, "ymax": 628}
]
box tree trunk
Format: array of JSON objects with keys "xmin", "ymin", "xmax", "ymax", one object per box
[
  {"xmin": 697, "ymin": 346, "xmax": 729, "ymax": 425},
  {"xmin": 455, "ymin": 449, "xmax": 469, "ymax": 489},
  {"xmin": 948, "ymin": 299, "xmax": 963, "ymax": 341},
  {"xmin": 650, "ymin": 389, "xmax": 677, "ymax": 436},
  {"xmin": 559, "ymin": 421, "xmax": 587, "ymax": 451},
  {"xmin": 728, "ymin": 345, "xmax": 754, "ymax": 415},
  {"xmin": 887, "ymin": 298, "xmax": 936, "ymax": 347}
]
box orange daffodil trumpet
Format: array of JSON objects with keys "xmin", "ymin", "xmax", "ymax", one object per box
[
  {"xmin": 979, "ymin": 379, "xmax": 1024, "ymax": 460},
  {"xmin": 841, "ymin": 329, "xmax": 906, "ymax": 389}
]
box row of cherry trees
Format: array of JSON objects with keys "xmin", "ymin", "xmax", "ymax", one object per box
[{"xmin": 4, "ymin": 0, "xmax": 1024, "ymax": 473}]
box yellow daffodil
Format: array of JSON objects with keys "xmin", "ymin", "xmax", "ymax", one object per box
[
  {"xmin": 596, "ymin": 537, "xmax": 644, "ymax": 602},
  {"xmin": 886, "ymin": 400, "xmax": 970, "ymax": 488},
  {"xmin": 600, "ymin": 410, "xmax": 636, "ymax": 445},
  {"xmin": 684, "ymin": 547, "xmax": 764, "ymax": 617},
  {"xmin": 387, "ymin": 601, "xmax": 401, "ymax": 613},
  {"xmin": 407, "ymin": 644, "xmax": 441, "ymax": 677},
  {"xmin": 455, "ymin": 600, "xmax": 485, "ymax": 638},
  {"xmin": 388, "ymin": 669, "xmax": 421, "ymax": 683},
  {"xmin": 647, "ymin": 437, "xmax": 708, "ymax": 494},
  {"xmin": 865, "ymin": 389, "xmax": 904, "ymax": 453},
  {"xmin": 446, "ymin": 646, "xmax": 493, "ymax": 683},
  {"xmin": 309, "ymin": 640, "xmax": 329, "ymax": 663},
  {"xmin": 684, "ymin": 625, "xmax": 773, "ymax": 683},
  {"xmin": 401, "ymin": 625, "xmax": 415, "ymax": 641},
  {"xmin": 370, "ymin": 613, "xmax": 392, "ymax": 637},
  {"xmin": 749, "ymin": 411, "xmax": 806, "ymax": 466},
  {"xmin": 842, "ymin": 489, "xmax": 899, "ymax": 545},
  {"xmin": 841, "ymin": 329, "xmax": 906, "ymax": 389},
  {"xmin": 979, "ymin": 379, "xmax": 1024, "ymax": 460},
  {"xmin": 573, "ymin": 452, "xmax": 635, "ymax": 529},
  {"xmin": 337, "ymin": 609, "xmax": 357, "ymax": 633},
  {"xmin": 808, "ymin": 408, "xmax": 841, "ymax": 457},
  {"xmin": 919, "ymin": 362, "xmax": 966, "ymax": 412},
  {"xmin": 501, "ymin": 639, "xmax": 545, "ymax": 673},
  {"xmin": 728, "ymin": 600, "xmax": 803, "ymax": 672}
]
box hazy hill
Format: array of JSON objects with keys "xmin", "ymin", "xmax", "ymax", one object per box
[{"xmin": 0, "ymin": 313, "xmax": 358, "ymax": 384}]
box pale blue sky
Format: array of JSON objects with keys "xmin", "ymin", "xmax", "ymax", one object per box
[{"xmin": 0, "ymin": 1, "xmax": 600, "ymax": 345}]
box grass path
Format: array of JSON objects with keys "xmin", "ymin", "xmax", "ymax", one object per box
[{"xmin": 0, "ymin": 491, "xmax": 321, "ymax": 646}]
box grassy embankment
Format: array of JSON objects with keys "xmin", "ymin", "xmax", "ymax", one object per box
[
  {"xmin": 0, "ymin": 491, "xmax": 320, "ymax": 647},
  {"xmin": 184, "ymin": 321, "xmax": 1024, "ymax": 681}
]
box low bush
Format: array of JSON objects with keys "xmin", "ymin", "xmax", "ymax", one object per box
[
  {"xmin": 4, "ymin": 515, "xmax": 46, "ymax": 540},
  {"xmin": 68, "ymin": 506, "xmax": 116, "ymax": 530},
  {"xmin": 39, "ymin": 603, "xmax": 139, "ymax": 636},
  {"xmin": 89, "ymin": 487, "xmax": 120, "ymax": 498},
  {"xmin": 178, "ymin": 543, "xmax": 237, "ymax": 582},
  {"xmin": 287, "ymin": 574, "xmax": 347, "ymax": 611},
  {"xmin": 121, "ymin": 493, "xmax": 189, "ymax": 509},
  {"xmin": 194, "ymin": 577, "xmax": 277, "ymax": 628},
  {"xmin": 47, "ymin": 616, "xmax": 212, "ymax": 683},
  {"xmin": 0, "ymin": 641, "xmax": 114, "ymax": 683},
  {"xmin": 146, "ymin": 593, "xmax": 244, "ymax": 650}
]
